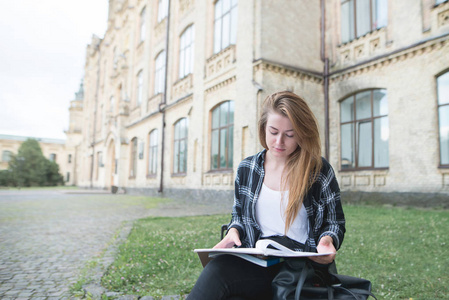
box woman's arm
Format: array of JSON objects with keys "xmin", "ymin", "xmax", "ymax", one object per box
[
  {"xmin": 310, "ymin": 160, "xmax": 346, "ymax": 264},
  {"xmin": 215, "ymin": 164, "xmax": 245, "ymax": 248},
  {"xmin": 308, "ymin": 235, "xmax": 336, "ymax": 264}
]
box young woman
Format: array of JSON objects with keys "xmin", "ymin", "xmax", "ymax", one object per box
[{"xmin": 187, "ymin": 91, "xmax": 345, "ymax": 300}]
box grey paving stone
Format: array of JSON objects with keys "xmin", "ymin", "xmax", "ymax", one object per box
[{"xmin": 0, "ymin": 189, "xmax": 231, "ymax": 299}]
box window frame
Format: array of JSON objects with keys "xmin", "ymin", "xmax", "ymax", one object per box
[
  {"xmin": 154, "ymin": 51, "xmax": 166, "ymax": 95},
  {"xmin": 136, "ymin": 70, "xmax": 143, "ymax": 106},
  {"xmin": 140, "ymin": 7, "xmax": 146, "ymax": 43},
  {"xmin": 340, "ymin": 0, "xmax": 388, "ymax": 44},
  {"xmin": 210, "ymin": 101, "xmax": 234, "ymax": 171},
  {"xmin": 130, "ymin": 137, "xmax": 138, "ymax": 178},
  {"xmin": 340, "ymin": 89, "xmax": 389, "ymax": 171},
  {"xmin": 2, "ymin": 150, "xmax": 12, "ymax": 162},
  {"xmin": 148, "ymin": 129, "xmax": 158, "ymax": 176},
  {"xmin": 213, "ymin": 0, "xmax": 238, "ymax": 54},
  {"xmin": 173, "ymin": 118, "xmax": 188, "ymax": 175},
  {"xmin": 158, "ymin": 0, "xmax": 169, "ymax": 23},
  {"xmin": 437, "ymin": 71, "xmax": 449, "ymax": 167},
  {"xmin": 179, "ymin": 24, "xmax": 195, "ymax": 79}
]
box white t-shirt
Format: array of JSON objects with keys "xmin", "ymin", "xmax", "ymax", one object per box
[{"xmin": 255, "ymin": 183, "xmax": 308, "ymax": 244}]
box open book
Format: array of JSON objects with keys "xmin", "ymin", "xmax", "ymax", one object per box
[{"xmin": 194, "ymin": 239, "xmax": 334, "ymax": 268}]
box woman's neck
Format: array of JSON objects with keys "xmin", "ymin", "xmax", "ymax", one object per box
[{"xmin": 264, "ymin": 150, "xmax": 288, "ymax": 191}]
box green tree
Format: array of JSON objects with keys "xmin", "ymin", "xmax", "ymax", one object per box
[
  {"xmin": 8, "ymin": 139, "xmax": 63, "ymax": 187},
  {"xmin": 0, "ymin": 170, "xmax": 13, "ymax": 186}
]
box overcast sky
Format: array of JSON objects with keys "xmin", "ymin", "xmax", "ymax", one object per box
[{"xmin": 0, "ymin": 0, "xmax": 108, "ymax": 140}]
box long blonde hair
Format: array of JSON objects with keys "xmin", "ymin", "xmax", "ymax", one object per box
[{"xmin": 258, "ymin": 91, "xmax": 323, "ymax": 233}]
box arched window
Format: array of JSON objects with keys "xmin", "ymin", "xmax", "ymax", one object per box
[
  {"xmin": 136, "ymin": 70, "xmax": 143, "ymax": 106},
  {"xmin": 340, "ymin": 89, "xmax": 389, "ymax": 169},
  {"xmin": 211, "ymin": 101, "xmax": 234, "ymax": 170},
  {"xmin": 148, "ymin": 129, "xmax": 158, "ymax": 175},
  {"xmin": 140, "ymin": 7, "xmax": 146, "ymax": 42},
  {"xmin": 179, "ymin": 25, "xmax": 195, "ymax": 79},
  {"xmin": 158, "ymin": 0, "xmax": 169, "ymax": 22},
  {"xmin": 214, "ymin": 0, "xmax": 238, "ymax": 53},
  {"xmin": 438, "ymin": 71, "xmax": 449, "ymax": 166},
  {"xmin": 173, "ymin": 118, "xmax": 188, "ymax": 174}
]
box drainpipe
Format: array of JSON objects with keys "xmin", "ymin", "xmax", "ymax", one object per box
[
  {"xmin": 321, "ymin": 0, "xmax": 330, "ymax": 160},
  {"xmin": 158, "ymin": 0, "xmax": 171, "ymax": 194},
  {"xmin": 90, "ymin": 43, "xmax": 101, "ymax": 188}
]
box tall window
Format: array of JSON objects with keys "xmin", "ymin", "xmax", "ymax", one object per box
[
  {"xmin": 148, "ymin": 129, "xmax": 158, "ymax": 175},
  {"xmin": 154, "ymin": 51, "xmax": 166, "ymax": 95},
  {"xmin": 211, "ymin": 101, "xmax": 234, "ymax": 170},
  {"xmin": 136, "ymin": 70, "xmax": 143, "ymax": 106},
  {"xmin": 179, "ymin": 25, "xmax": 195, "ymax": 79},
  {"xmin": 340, "ymin": 89, "xmax": 389, "ymax": 169},
  {"xmin": 68, "ymin": 154, "xmax": 72, "ymax": 163},
  {"xmin": 140, "ymin": 7, "xmax": 146, "ymax": 42},
  {"xmin": 2, "ymin": 150, "xmax": 12, "ymax": 162},
  {"xmin": 173, "ymin": 118, "xmax": 188, "ymax": 174},
  {"xmin": 113, "ymin": 47, "xmax": 118, "ymax": 70},
  {"xmin": 110, "ymin": 96, "xmax": 114, "ymax": 112},
  {"xmin": 214, "ymin": 0, "xmax": 238, "ymax": 54},
  {"xmin": 130, "ymin": 137, "xmax": 138, "ymax": 178},
  {"xmin": 438, "ymin": 71, "xmax": 449, "ymax": 165},
  {"xmin": 341, "ymin": 0, "xmax": 388, "ymax": 44},
  {"xmin": 158, "ymin": 0, "xmax": 169, "ymax": 22}
]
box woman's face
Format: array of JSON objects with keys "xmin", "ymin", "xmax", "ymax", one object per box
[{"xmin": 265, "ymin": 112, "xmax": 298, "ymax": 159}]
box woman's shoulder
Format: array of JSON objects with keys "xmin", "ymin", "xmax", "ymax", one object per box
[
  {"xmin": 314, "ymin": 157, "xmax": 337, "ymax": 182},
  {"xmin": 238, "ymin": 150, "xmax": 265, "ymax": 168},
  {"xmin": 319, "ymin": 156, "xmax": 334, "ymax": 172},
  {"xmin": 236, "ymin": 150, "xmax": 266, "ymax": 177}
]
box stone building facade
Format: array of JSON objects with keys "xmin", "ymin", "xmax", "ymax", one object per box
[{"xmin": 68, "ymin": 0, "xmax": 449, "ymax": 203}]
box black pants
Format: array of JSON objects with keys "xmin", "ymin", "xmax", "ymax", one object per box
[{"xmin": 187, "ymin": 254, "xmax": 283, "ymax": 300}]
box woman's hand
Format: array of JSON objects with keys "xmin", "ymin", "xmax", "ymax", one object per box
[
  {"xmin": 213, "ymin": 228, "xmax": 242, "ymax": 249},
  {"xmin": 309, "ymin": 236, "xmax": 336, "ymax": 265}
]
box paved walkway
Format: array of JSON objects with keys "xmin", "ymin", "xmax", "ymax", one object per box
[{"xmin": 0, "ymin": 189, "xmax": 233, "ymax": 299}]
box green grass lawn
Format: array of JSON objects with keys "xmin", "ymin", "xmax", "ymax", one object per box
[{"xmin": 100, "ymin": 205, "xmax": 449, "ymax": 299}]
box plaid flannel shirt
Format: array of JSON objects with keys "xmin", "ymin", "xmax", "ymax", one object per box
[{"xmin": 228, "ymin": 150, "xmax": 346, "ymax": 252}]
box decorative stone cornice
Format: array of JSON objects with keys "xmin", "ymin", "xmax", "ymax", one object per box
[
  {"xmin": 253, "ymin": 59, "xmax": 323, "ymax": 84},
  {"xmin": 179, "ymin": 0, "xmax": 195, "ymax": 15},
  {"xmin": 330, "ymin": 33, "xmax": 449, "ymax": 83},
  {"xmin": 205, "ymin": 76, "xmax": 237, "ymax": 94}
]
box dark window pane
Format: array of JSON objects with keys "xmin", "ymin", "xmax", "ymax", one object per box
[
  {"xmin": 439, "ymin": 105, "xmax": 449, "ymax": 165},
  {"xmin": 211, "ymin": 129, "xmax": 219, "ymax": 169},
  {"xmin": 341, "ymin": 0, "xmax": 354, "ymax": 43},
  {"xmin": 374, "ymin": 117, "xmax": 389, "ymax": 168},
  {"xmin": 357, "ymin": 121, "xmax": 372, "ymax": 167},
  {"xmin": 229, "ymin": 125, "xmax": 234, "ymax": 168},
  {"xmin": 356, "ymin": 0, "xmax": 371, "ymax": 37},
  {"xmin": 220, "ymin": 128, "xmax": 227, "ymax": 168},
  {"xmin": 341, "ymin": 96, "xmax": 354, "ymax": 122},
  {"xmin": 373, "ymin": 89, "xmax": 388, "ymax": 117},
  {"xmin": 341, "ymin": 123, "xmax": 355, "ymax": 169},
  {"xmin": 220, "ymin": 102, "xmax": 229, "ymax": 127},
  {"xmin": 438, "ymin": 72, "xmax": 449, "ymax": 105},
  {"xmin": 355, "ymin": 91, "xmax": 371, "ymax": 120}
]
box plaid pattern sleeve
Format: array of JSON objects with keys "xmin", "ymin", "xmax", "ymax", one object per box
[
  {"xmin": 305, "ymin": 158, "xmax": 346, "ymax": 251},
  {"xmin": 227, "ymin": 151, "xmax": 265, "ymax": 248}
]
